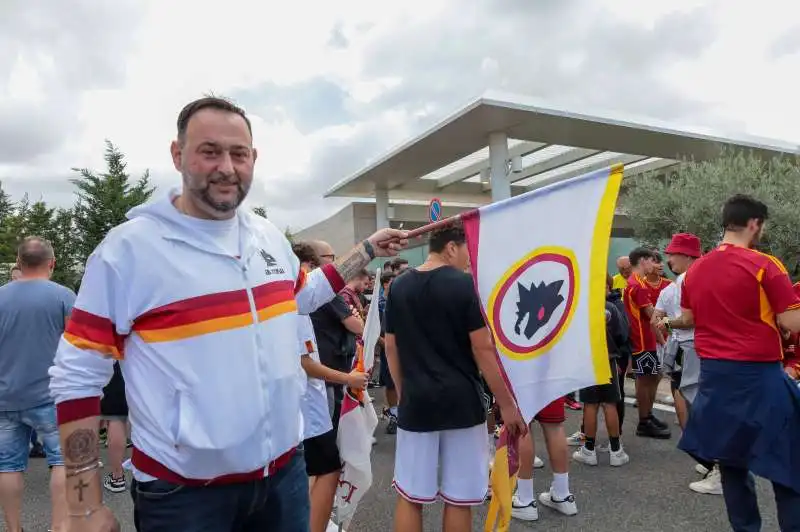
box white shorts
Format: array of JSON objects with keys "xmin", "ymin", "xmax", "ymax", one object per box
[{"xmin": 392, "ymin": 423, "xmax": 489, "ymax": 506}]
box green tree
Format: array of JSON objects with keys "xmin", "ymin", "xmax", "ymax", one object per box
[
  {"xmin": 622, "ymin": 149, "xmax": 800, "ymax": 276},
  {"xmin": 72, "ymin": 140, "xmax": 155, "ymax": 267},
  {"xmin": 252, "ymin": 206, "xmax": 267, "ymax": 218},
  {"xmin": 0, "ymin": 181, "xmax": 18, "ymax": 266}
]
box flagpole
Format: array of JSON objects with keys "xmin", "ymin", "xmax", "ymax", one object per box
[{"xmin": 393, "ymin": 207, "xmax": 476, "ymax": 242}]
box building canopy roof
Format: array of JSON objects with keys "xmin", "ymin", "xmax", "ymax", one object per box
[{"xmin": 325, "ymin": 91, "xmax": 799, "ymax": 205}]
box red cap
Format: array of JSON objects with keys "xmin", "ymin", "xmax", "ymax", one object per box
[{"xmin": 665, "ymin": 233, "xmax": 702, "ymax": 258}]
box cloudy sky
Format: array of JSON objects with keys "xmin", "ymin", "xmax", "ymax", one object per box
[{"xmin": 1, "ymin": 0, "xmax": 799, "ymax": 231}]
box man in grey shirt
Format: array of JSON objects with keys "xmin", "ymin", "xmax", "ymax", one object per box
[{"xmin": 0, "ymin": 237, "xmax": 75, "ymax": 532}]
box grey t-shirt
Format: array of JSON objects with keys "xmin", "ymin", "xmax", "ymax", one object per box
[{"xmin": 0, "ymin": 279, "xmax": 76, "ymax": 410}]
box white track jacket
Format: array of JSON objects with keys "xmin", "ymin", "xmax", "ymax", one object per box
[{"xmin": 49, "ymin": 190, "xmax": 345, "ymax": 482}]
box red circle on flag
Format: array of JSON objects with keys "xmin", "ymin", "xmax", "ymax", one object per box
[{"xmin": 489, "ymin": 249, "xmax": 578, "ymax": 359}]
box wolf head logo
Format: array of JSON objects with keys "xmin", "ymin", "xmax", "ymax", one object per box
[
  {"xmin": 513, "ymin": 280, "xmax": 565, "ymax": 339},
  {"xmin": 260, "ymin": 249, "xmax": 277, "ymax": 267}
]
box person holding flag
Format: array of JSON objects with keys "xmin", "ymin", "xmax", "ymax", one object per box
[
  {"xmin": 455, "ymin": 165, "xmax": 623, "ymax": 531},
  {"xmin": 384, "ymin": 223, "xmax": 526, "ymax": 532},
  {"xmin": 292, "ymin": 242, "xmax": 369, "ymax": 532}
]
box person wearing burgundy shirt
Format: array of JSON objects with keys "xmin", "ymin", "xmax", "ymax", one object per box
[{"xmin": 663, "ymin": 195, "xmax": 800, "ymax": 530}]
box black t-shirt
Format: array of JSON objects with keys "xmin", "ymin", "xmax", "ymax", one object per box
[
  {"xmin": 310, "ymin": 295, "xmax": 352, "ymax": 373},
  {"xmin": 385, "ymin": 266, "xmax": 487, "ymax": 432}
]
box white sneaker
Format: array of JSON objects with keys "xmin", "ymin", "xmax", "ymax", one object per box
[
  {"xmin": 609, "ymin": 447, "xmax": 630, "ymax": 467},
  {"xmin": 326, "ymin": 520, "xmax": 342, "ymax": 532},
  {"xmin": 510, "ymin": 495, "xmax": 538, "ymax": 521},
  {"xmin": 534, "ymin": 455, "xmax": 544, "ymax": 469},
  {"xmin": 566, "ymin": 431, "xmax": 585, "ymax": 446},
  {"xmin": 695, "ymin": 463, "xmax": 710, "ymax": 476},
  {"xmin": 572, "ymin": 446, "xmax": 598, "ymax": 466},
  {"xmin": 539, "ymin": 489, "xmax": 578, "ymax": 516},
  {"xmin": 689, "ymin": 466, "xmax": 723, "ymax": 495}
]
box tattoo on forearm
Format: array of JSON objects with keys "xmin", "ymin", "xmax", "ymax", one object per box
[
  {"xmin": 335, "ymin": 244, "xmax": 370, "ymax": 282},
  {"xmin": 64, "ymin": 429, "xmax": 99, "ymax": 468},
  {"xmin": 75, "ymin": 478, "xmax": 90, "ymax": 502}
]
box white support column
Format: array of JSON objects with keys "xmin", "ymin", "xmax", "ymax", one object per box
[
  {"xmin": 375, "ymin": 186, "xmax": 390, "ymax": 229},
  {"xmin": 488, "ymin": 132, "xmax": 510, "ymax": 202}
]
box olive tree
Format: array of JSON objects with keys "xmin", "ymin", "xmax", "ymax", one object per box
[{"xmin": 622, "ymin": 149, "xmax": 800, "ymax": 277}]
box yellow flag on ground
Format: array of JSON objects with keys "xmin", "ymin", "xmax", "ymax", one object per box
[{"xmin": 484, "ymin": 428, "xmax": 519, "ymax": 532}]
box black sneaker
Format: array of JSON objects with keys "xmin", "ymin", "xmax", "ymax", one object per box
[
  {"xmin": 636, "ymin": 418, "xmax": 671, "ymax": 439},
  {"xmin": 649, "ymin": 414, "xmax": 669, "ymax": 430},
  {"xmin": 103, "ymin": 473, "xmax": 127, "ymax": 493}
]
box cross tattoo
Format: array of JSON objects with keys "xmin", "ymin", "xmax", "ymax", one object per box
[{"xmin": 74, "ymin": 479, "xmax": 90, "ymax": 502}]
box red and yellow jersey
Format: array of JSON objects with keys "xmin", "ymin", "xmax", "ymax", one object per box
[
  {"xmin": 624, "ymin": 273, "xmax": 658, "ymax": 353},
  {"xmin": 682, "ymin": 244, "xmax": 800, "ymax": 362}
]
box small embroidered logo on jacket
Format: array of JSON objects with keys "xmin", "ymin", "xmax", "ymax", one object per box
[{"xmin": 260, "ymin": 249, "xmax": 286, "ymax": 276}]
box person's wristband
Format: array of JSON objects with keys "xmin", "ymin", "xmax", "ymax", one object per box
[
  {"xmin": 362, "ymin": 240, "xmax": 376, "ymax": 260},
  {"xmin": 68, "ymin": 506, "xmax": 104, "ymax": 519}
]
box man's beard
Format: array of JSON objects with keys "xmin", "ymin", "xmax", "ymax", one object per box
[{"xmin": 187, "ymin": 173, "xmax": 247, "ymax": 213}]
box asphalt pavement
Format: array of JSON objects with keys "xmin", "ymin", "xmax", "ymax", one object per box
[{"xmin": 14, "ymin": 401, "xmax": 780, "ymax": 532}]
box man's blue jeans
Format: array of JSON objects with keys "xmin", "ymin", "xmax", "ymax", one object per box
[
  {"xmin": 132, "ymin": 447, "xmax": 310, "ymax": 532},
  {"xmin": 720, "ymin": 465, "xmax": 800, "ymax": 532}
]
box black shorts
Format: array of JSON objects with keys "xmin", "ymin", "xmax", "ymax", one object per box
[
  {"xmin": 580, "ymin": 360, "xmax": 622, "ymax": 404},
  {"xmin": 303, "ymin": 429, "xmax": 341, "ymax": 477},
  {"xmin": 632, "ymin": 351, "xmax": 661, "ymax": 376},
  {"xmin": 670, "ymin": 348, "xmax": 684, "ymax": 391},
  {"xmin": 379, "ymin": 350, "xmax": 394, "ymax": 390},
  {"xmin": 482, "ymin": 379, "xmax": 494, "ymax": 412},
  {"xmin": 100, "ymin": 364, "xmax": 128, "ymax": 417}
]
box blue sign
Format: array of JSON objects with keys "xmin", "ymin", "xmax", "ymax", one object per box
[{"xmin": 428, "ymin": 198, "xmax": 442, "ymax": 222}]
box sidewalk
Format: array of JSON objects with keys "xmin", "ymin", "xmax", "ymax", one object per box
[{"xmin": 622, "ymin": 375, "xmax": 676, "ymax": 412}]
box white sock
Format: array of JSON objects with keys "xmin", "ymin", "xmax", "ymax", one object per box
[
  {"xmin": 551, "ymin": 472, "xmax": 570, "ymax": 500},
  {"xmin": 516, "ymin": 477, "xmax": 534, "ymax": 505}
]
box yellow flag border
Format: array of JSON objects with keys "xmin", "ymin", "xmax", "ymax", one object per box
[{"xmin": 588, "ymin": 164, "xmax": 624, "ymax": 384}]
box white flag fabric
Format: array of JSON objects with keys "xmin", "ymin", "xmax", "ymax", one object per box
[
  {"xmin": 360, "ymin": 267, "xmax": 383, "ymax": 371},
  {"xmin": 463, "ymin": 165, "xmax": 623, "ymax": 423},
  {"xmin": 333, "ymin": 272, "xmax": 381, "ymax": 527}
]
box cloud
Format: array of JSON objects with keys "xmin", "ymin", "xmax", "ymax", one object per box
[
  {"xmin": 2, "ymin": 0, "xmax": 799, "ymax": 236},
  {"xmin": 231, "ymin": 78, "xmax": 352, "ymax": 135},
  {"xmin": 0, "ymin": 1, "xmax": 143, "ymax": 162},
  {"xmin": 768, "ymin": 25, "xmax": 800, "ymax": 59}
]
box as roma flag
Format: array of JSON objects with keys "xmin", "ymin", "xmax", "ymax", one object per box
[{"xmin": 463, "ymin": 165, "xmax": 623, "ymax": 423}]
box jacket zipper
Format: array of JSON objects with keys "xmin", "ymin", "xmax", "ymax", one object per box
[{"xmin": 239, "ymin": 256, "xmax": 272, "ymax": 465}]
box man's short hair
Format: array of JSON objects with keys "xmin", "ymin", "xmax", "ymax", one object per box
[
  {"xmin": 652, "ymin": 251, "xmax": 663, "ymax": 264},
  {"xmin": 380, "ymin": 271, "xmax": 396, "ymax": 286},
  {"xmin": 389, "ymin": 257, "xmax": 409, "ymax": 272},
  {"xmin": 353, "ymin": 268, "xmax": 370, "ymax": 280},
  {"xmin": 628, "ymin": 246, "xmax": 656, "ymax": 267},
  {"xmin": 177, "ymin": 96, "xmax": 252, "ymax": 143},
  {"xmin": 428, "ymin": 222, "xmax": 466, "ymax": 254},
  {"xmin": 291, "ymin": 241, "xmax": 320, "ymax": 268},
  {"xmin": 722, "ymin": 194, "xmax": 768, "ymax": 231},
  {"xmin": 17, "ymin": 237, "xmax": 55, "ymax": 269}
]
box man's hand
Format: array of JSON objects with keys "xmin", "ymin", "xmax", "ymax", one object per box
[
  {"xmin": 499, "ymin": 404, "xmax": 528, "ymax": 438},
  {"xmin": 346, "ymin": 370, "xmax": 369, "ymax": 390},
  {"xmin": 366, "ymin": 228, "xmax": 409, "ymax": 257},
  {"xmin": 69, "ymin": 505, "xmax": 119, "ymax": 532},
  {"xmin": 655, "ymin": 317, "xmax": 670, "ymax": 335},
  {"xmin": 786, "ymin": 366, "xmax": 799, "ymax": 380}
]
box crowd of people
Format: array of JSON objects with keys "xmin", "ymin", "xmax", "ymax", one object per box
[{"xmin": 0, "ymin": 95, "xmax": 798, "ymax": 532}]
